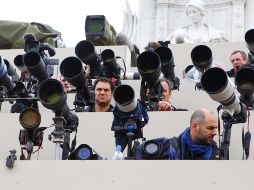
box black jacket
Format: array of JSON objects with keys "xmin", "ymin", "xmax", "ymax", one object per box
[
  {"xmin": 170, "ymin": 135, "xmax": 220, "ymax": 160},
  {"xmin": 226, "ymin": 69, "xmax": 235, "ymax": 78},
  {"xmin": 84, "ymin": 104, "xmax": 113, "ymax": 112},
  {"xmin": 171, "ymin": 105, "xmax": 188, "ymax": 111}
]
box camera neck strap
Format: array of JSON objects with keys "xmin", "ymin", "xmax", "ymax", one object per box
[
  {"xmin": 242, "ymin": 110, "xmax": 251, "ymax": 160},
  {"xmin": 70, "ymin": 128, "xmax": 78, "ymax": 152},
  {"xmin": 217, "ymin": 105, "xmax": 223, "ymax": 146}
]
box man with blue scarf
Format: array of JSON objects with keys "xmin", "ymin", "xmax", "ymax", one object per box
[{"xmin": 171, "ymin": 108, "xmax": 220, "ymax": 160}]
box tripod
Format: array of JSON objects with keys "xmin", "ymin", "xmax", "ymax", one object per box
[
  {"xmin": 218, "ymin": 103, "xmax": 247, "ymax": 160},
  {"xmin": 50, "ymin": 116, "xmax": 66, "ymax": 160},
  {"xmin": 220, "ymin": 120, "xmax": 232, "ymax": 160},
  {"xmin": 73, "ymin": 88, "xmax": 86, "ymax": 112},
  {"xmin": 125, "ymin": 120, "xmax": 143, "ymax": 160},
  {"xmin": 50, "ymin": 116, "xmax": 77, "ymax": 160},
  {"xmin": 140, "ymin": 79, "xmax": 162, "ymax": 111},
  {"xmin": 113, "ymin": 120, "xmax": 143, "ymax": 160},
  {"xmin": 0, "ymin": 86, "xmax": 3, "ymax": 112}
]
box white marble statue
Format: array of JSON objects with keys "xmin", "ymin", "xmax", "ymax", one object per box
[{"xmin": 165, "ymin": 0, "xmax": 229, "ymax": 44}]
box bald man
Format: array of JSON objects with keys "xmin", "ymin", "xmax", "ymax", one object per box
[{"xmin": 170, "ymin": 108, "xmax": 220, "ymax": 160}]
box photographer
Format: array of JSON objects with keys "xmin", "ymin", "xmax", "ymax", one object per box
[
  {"xmin": 225, "ymin": 50, "xmax": 254, "ymax": 108},
  {"xmin": 144, "ymin": 41, "xmax": 161, "ymax": 52},
  {"xmin": 60, "ymin": 75, "xmax": 72, "ymax": 92},
  {"xmin": 85, "ymin": 77, "xmax": 114, "ymax": 112},
  {"xmin": 158, "ymin": 79, "xmax": 187, "ymax": 111},
  {"xmin": 170, "ymin": 108, "xmax": 219, "ymax": 160},
  {"xmin": 227, "ymin": 50, "xmax": 248, "ymax": 77},
  {"xmin": 157, "ymin": 79, "xmax": 173, "ymax": 111}
]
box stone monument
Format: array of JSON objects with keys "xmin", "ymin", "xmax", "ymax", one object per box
[
  {"xmin": 165, "ymin": 0, "xmax": 229, "ymax": 44},
  {"xmin": 134, "ymin": 0, "xmax": 252, "ymax": 50}
]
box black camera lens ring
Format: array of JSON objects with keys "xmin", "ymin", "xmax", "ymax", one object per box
[{"xmin": 143, "ymin": 140, "xmax": 162, "ymax": 158}]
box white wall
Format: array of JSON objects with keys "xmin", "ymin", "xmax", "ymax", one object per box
[
  {"xmin": 1, "ymin": 111, "xmax": 253, "ymax": 160},
  {"xmin": 1, "ymin": 160, "xmax": 254, "ymax": 190}
]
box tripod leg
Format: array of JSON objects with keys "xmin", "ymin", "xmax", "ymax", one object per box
[
  {"xmin": 55, "ymin": 143, "xmax": 62, "ymax": 160},
  {"xmin": 220, "ymin": 124, "xmax": 232, "ymax": 160},
  {"xmin": 62, "ymin": 131, "xmax": 70, "ymax": 160},
  {"xmin": 127, "ymin": 136, "xmax": 133, "ymax": 159},
  {"xmin": 133, "ymin": 140, "xmax": 140, "ymax": 159}
]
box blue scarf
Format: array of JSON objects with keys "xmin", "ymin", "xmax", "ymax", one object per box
[{"xmin": 180, "ymin": 127, "xmax": 213, "ymax": 160}]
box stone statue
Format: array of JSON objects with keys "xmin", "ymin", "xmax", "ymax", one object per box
[{"xmin": 165, "ymin": 0, "xmax": 228, "ymax": 44}]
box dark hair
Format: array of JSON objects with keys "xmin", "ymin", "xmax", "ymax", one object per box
[
  {"xmin": 93, "ymin": 77, "xmax": 115, "ymax": 92},
  {"xmin": 230, "ymin": 50, "xmax": 247, "ymax": 61},
  {"xmin": 159, "ymin": 79, "xmax": 173, "ymax": 92}
]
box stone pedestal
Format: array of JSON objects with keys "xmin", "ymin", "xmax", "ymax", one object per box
[
  {"xmin": 245, "ymin": 0, "xmax": 254, "ymax": 32},
  {"xmin": 137, "ymin": 0, "xmax": 157, "ymax": 50},
  {"xmin": 155, "ymin": 0, "xmax": 169, "ymax": 41},
  {"xmin": 231, "ymin": 0, "xmax": 246, "ymax": 41}
]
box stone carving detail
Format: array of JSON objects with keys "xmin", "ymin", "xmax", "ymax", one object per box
[
  {"xmin": 165, "ymin": 0, "xmax": 229, "ymax": 43},
  {"xmin": 135, "ymin": 0, "xmax": 250, "ymax": 49},
  {"xmin": 122, "ymin": 0, "xmax": 138, "ymax": 43}
]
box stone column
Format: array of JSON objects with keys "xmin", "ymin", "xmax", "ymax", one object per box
[
  {"xmin": 244, "ymin": 0, "xmax": 254, "ymax": 32},
  {"xmin": 155, "ymin": 0, "xmax": 169, "ymax": 41},
  {"xmin": 136, "ymin": 0, "xmax": 157, "ymax": 50},
  {"xmin": 231, "ymin": 0, "xmax": 246, "ymax": 42}
]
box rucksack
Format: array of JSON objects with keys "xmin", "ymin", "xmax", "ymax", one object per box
[{"xmin": 0, "ymin": 20, "xmax": 65, "ymax": 49}]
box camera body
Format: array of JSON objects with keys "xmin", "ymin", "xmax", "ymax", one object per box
[
  {"xmin": 24, "ymin": 33, "xmax": 58, "ymax": 78},
  {"xmin": 112, "ymin": 85, "xmax": 149, "ymax": 151},
  {"xmin": 19, "ymin": 128, "xmax": 44, "ymax": 147},
  {"xmin": 135, "ymin": 137, "xmax": 177, "ymax": 160},
  {"xmin": 245, "ymin": 29, "xmax": 254, "ymax": 64}
]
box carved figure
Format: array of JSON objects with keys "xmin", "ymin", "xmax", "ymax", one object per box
[{"xmin": 165, "ymin": 0, "xmax": 228, "ymax": 43}]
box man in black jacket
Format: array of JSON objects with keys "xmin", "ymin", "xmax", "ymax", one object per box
[
  {"xmin": 226, "ymin": 50, "xmax": 248, "ymax": 77},
  {"xmin": 135, "ymin": 108, "xmax": 219, "ymax": 160},
  {"xmin": 85, "ymin": 77, "xmax": 114, "ymax": 112},
  {"xmin": 158, "ymin": 79, "xmax": 187, "ymax": 111}
]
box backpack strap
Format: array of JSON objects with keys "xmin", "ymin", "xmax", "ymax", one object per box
[
  {"xmin": 211, "ymin": 141, "xmax": 220, "ymax": 160},
  {"xmin": 169, "ymin": 137, "xmax": 181, "ymax": 160}
]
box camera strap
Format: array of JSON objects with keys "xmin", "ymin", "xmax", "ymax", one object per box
[
  {"xmin": 217, "ymin": 105, "xmax": 223, "ymax": 147},
  {"xmin": 242, "ymin": 126, "xmax": 245, "ymax": 160},
  {"xmin": 70, "ymin": 128, "xmax": 78, "ymax": 152},
  {"xmin": 36, "ymin": 130, "xmax": 41, "ymax": 160},
  {"xmin": 242, "ymin": 110, "xmax": 251, "ymax": 160},
  {"xmin": 23, "ymin": 129, "xmax": 27, "ymax": 160}
]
